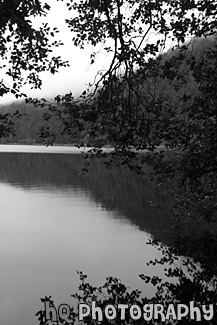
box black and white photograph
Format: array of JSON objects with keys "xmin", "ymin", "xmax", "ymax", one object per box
[{"xmin": 0, "ymin": 1, "xmax": 217, "ymax": 324}]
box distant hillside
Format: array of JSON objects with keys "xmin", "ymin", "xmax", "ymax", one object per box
[
  {"xmin": 140, "ymin": 35, "xmax": 217, "ymax": 113},
  {"xmin": 1, "ymin": 36, "xmax": 216, "ymax": 145},
  {"xmin": 0, "ymin": 101, "xmax": 71, "ymax": 144}
]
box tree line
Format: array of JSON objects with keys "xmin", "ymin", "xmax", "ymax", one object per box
[
  {"xmin": 1, "ymin": 1, "xmax": 217, "ymax": 324},
  {"xmin": 1, "ymin": 35, "xmax": 216, "ymax": 147},
  {"xmin": 0, "ymin": 100, "xmax": 72, "ymax": 144}
]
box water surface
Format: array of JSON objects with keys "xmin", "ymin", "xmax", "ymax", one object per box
[{"xmin": 0, "ymin": 146, "xmax": 172, "ymax": 325}]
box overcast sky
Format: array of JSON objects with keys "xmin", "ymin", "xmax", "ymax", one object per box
[
  {"xmin": 1, "ymin": 1, "xmax": 176, "ymax": 105},
  {"xmin": 1, "ymin": 1, "xmax": 112, "ymax": 104}
]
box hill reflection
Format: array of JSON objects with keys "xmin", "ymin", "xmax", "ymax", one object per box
[{"xmin": 0, "ymin": 152, "xmax": 174, "ymax": 241}]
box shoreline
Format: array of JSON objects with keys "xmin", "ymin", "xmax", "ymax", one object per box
[
  {"xmin": 0, "ymin": 143, "xmax": 169, "ymax": 154},
  {"xmin": 0, "ymin": 144, "xmax": 86, "ymax": 154}
]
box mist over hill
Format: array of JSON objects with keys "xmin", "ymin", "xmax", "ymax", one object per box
[
  {"xmin": 0, "ymin": 36, "xmax": 216, "ymax": 145},
  {"xmin": 0, "ymin": 100, "xmax": 71, "ymax": 144}
]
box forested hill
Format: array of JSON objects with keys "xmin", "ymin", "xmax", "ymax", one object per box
[
  {"xmin": 0, "ymin": 36, "xmax": 216, "ymax": 145},
  {"xmin": 0, "ymin": 100, "xmax": 72, "ymax": 145}
]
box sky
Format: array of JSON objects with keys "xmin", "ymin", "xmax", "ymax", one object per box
[
  {"xmin": 1, "ymin": 1, "xmax": 112, "ymax": 104},
  {"xmin": 0, "ymin": 1, "xmax": 175, "ymax": 105}
]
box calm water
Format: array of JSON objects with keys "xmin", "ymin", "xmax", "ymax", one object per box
[{"xmin": 0, "ymin": 145, "xmax": 173, "ymax": 325}]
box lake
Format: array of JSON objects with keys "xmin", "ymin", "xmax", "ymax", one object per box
[{"xmin": 0, "ymin": 145, "xmax": 173, "ymax": 325}]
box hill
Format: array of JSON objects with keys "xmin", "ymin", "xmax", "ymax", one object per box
[{"xmin": 0, "ymin": 35, "xmax": 216, "ymax": 146}]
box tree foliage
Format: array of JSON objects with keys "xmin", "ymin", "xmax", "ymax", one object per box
[
  {"xmin": 0, "ymin": 0, "xmax": 70, "ymax": 140},
  {"xmin": 22, "ymin": 0, "xmax": 217, "ymax": 262},
  {"xmin": 44, "ymin": 0, "xmax": 217, "ymax": 241},
  {"xmin": 31, "ymin": 1, "xmax": 217, "ymax": 321},
  {"xmin": 0, "ymin": 0, "xmax": 69, "ymax": 98},
  {"xmin": 32, "ymin": 0, "xmax": 217, "ymax": 157},
  {"xmin": 1, "ymin": 0, "xmax": 217, "ymax": 323}
]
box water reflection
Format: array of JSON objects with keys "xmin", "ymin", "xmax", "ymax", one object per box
[
  {"xmin": 0, "ymin": 149, "xmax": 171, "ymax": 325},
  {"xmin": 0, "ymin": 151, "xmax": 173, "ymax": 240}
]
